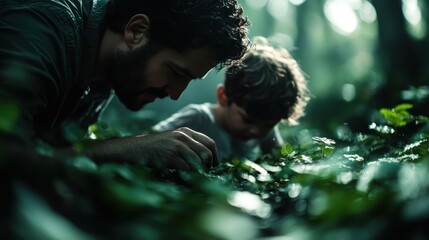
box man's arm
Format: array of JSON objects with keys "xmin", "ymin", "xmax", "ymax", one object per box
[
  {"xmin": 0, "ymin": 6, "xmax": 69, "ymax": 139},
  {"xmin": 86, "ymin": 127, "xmax": 218, "ymax": 171},
  {"xmin": 0, "ymin": 5, "xmax": 71, "ymax": 174},
  {"xmin": 0, "ymin": 8, "xmax": 218, "ymax": 172}
]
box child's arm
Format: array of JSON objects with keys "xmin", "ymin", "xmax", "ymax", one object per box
[{"xmin": 152, "ymin": 104, "xmax": 211, "ymax": 132}]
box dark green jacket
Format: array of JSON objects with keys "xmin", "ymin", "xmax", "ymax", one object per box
[{"xmin": 0, "ymin": 0, "xmax": 110, "ymax": 145}]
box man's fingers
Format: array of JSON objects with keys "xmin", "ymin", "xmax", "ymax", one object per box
[
  {"xmin": 189, "ymin": 130, "xmax": 219, "ymax": 167},
  {"xmin": 178, "ymin": 147, "xmax": 205, "ymax": 172},
  {"xmin": 174, "ymin": 131, "xmax": 212, "ymax": 171},
  {"xmin": 176, "ymin": 127, "xmax": 219, "ymax": 168},
  {"xmin": 169, "ymin": 157, "xmax": 193, "ymax": 170}
]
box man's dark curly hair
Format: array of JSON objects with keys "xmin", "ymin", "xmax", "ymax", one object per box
[{"xmin": 105, "ymin": 0, "xmax": 250, "ymax": 68}]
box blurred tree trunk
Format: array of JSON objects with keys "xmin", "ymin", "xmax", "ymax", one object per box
[
  {"xmin": 295, "ymin": 1, "xmax": 310, "ymax": 69},
  {"xmin": 295, "ymin": 0, "xmax": 326, "ymax": 72},
  {"xmin": 372, "ymin": 0, "xmax": 426, "ymax": 111}
]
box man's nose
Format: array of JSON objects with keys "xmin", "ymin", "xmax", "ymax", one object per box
[{"xmin": 168, "ymin": 80, "xmax": 190, "ymax": 100}]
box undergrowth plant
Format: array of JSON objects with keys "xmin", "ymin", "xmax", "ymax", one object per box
[{"xmin": 2, "ymin": 104, "xmax": 429, "ymax": 240}]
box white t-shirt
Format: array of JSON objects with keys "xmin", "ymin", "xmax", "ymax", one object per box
[{"xmin": 152, "ymin": 103, "xmax": 283, "ymax": 161}]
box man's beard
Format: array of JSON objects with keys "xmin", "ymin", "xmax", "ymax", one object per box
[{"xmin": 109, "ymin": 42, "xmax": 167, "ymax": 111}]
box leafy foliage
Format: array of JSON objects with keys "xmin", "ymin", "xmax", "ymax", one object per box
[
  {"xmin": 2, "ymin": 104, "xmax": 429, "ymax": 240},
  {"xmin": 380, "ymin": 103, "xmax": 415, "ymax": 127},
  {"xmin": 0, "ymin": 98, "xmax": 20, "ymax": 132}
]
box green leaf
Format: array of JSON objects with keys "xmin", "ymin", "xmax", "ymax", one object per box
[
  {"xmin": 0, "ymin": 99, "xmax": 20, "ymax": 132},
  {"xmin": 394, "ymin": 103, "xmax": 413, "ymax": 112},
  {"xmin": 322, "ymin": 146, "xmax": 335, "ymax": 156},
  {"xmin": 380, "ymin": 103, "xmax": 414, "ymax": 127},
  {"xmin": 281, "ymin": 144, "xmax": 294, "ymax": 157},
  {"xmin": 312, "ymin": 136, "xmax": 336, "ymax": 146}
]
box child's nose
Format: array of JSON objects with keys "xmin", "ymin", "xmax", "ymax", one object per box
[{"xmin": 248, "ymin": 125, "xmax": 271, "ymax": 138}]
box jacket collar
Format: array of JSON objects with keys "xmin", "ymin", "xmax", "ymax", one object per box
[{"xmin": 77, "ymin": 0, "xmax": 109, "ymax": 87}]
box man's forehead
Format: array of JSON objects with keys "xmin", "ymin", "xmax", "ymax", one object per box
[
  {"xmin": 172, "ymin": 61, "xmax": 214, "ymax": 80},
  {"xmin": 173, "ymin": 46, "xmax": 218, "ymax": 79}
]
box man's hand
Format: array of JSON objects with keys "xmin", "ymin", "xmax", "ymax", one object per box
[{"xmin": 87, "ymin": 127, "xmax": 219, "ymax": 171}]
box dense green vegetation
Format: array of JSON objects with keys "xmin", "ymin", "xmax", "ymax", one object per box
[
  {"xmin": 2, "ymin": 104, "xmax": 428, "ymax": 239},
  {"xmin": 2, "ymin": 1, "xmax": 429, "ymax": 239}
]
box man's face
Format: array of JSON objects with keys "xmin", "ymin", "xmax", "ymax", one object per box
[
  {"xmin": 223, "ymin": 103, "xmax": 280, "ymax": 140},
  {"xmin": 111, "ymin": 42, "xmax": 218, "ymax": 111}
]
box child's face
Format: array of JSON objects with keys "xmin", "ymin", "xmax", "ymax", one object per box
[{"xmin": 223, "ymin": 103, "xmax": 280, "ymax": 140}]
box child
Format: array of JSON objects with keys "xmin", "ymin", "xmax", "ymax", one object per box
[{"xmin": 152, "ymin": 36, "xmax": 310, "ymax": 160}]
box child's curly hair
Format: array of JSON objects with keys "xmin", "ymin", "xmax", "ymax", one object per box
[{"xmin": 225, "ymin": 36, "xmax": 310, "ymax": 125}]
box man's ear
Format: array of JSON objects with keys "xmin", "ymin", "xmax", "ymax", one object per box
[
  {"xmin": 217, "ymin": 84, "xmax": 229, "ymax": 107},
  {"xmin": 123, "ymin": 14, "xmax": 150, "ymax": 49}
]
